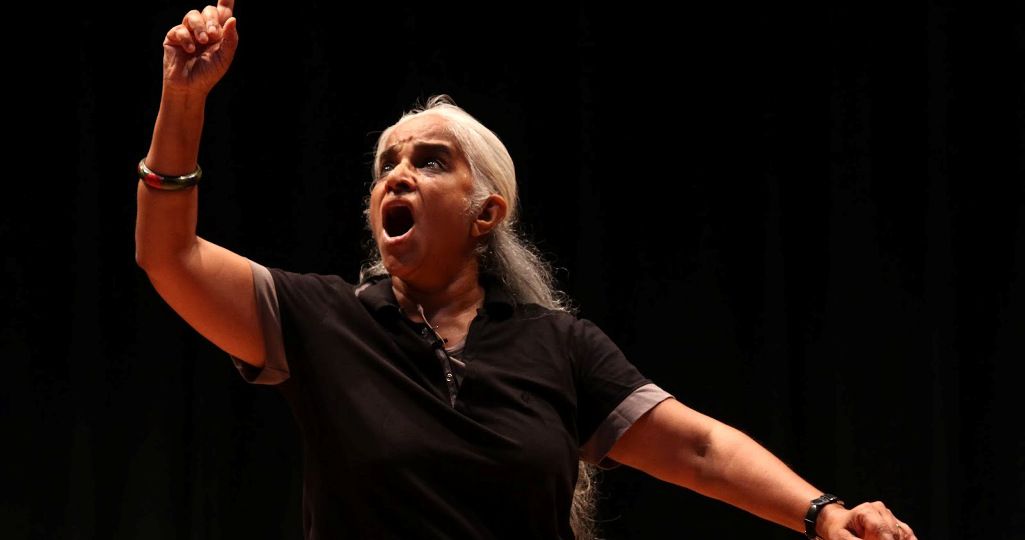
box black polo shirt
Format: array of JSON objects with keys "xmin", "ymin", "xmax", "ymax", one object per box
[{"xmin": 229, "ymin": 259, "xmax": 674, "ymax": 539}]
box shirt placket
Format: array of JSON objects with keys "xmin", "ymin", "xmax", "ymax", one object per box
[
  {"xmin": 415, "ymin": 305, "xmax": 488, "ymax": 409},
  {"xmin": 416, "ymin": 305, "xmax": 462, "ymax": 407}
]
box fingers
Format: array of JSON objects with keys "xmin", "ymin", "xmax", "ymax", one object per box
[
  {"xmin": 219, "ymin": 17, "xmax": 239, "ymax": 56},
  {"xmin": 880, "ymin": 506, "xmax": 917, "ymax": 539},
  {"xmin": 169, "ymin": 6, "xmax": 232, "ymax": 53},
  {"xmin": 867, "ymin": 501, "xmax": 899, "ymax": 540},
  {"xmin": 829, "ymin": 501, "xmax": 916, "ymax": 540},
  {"xmin": 201, "ymin": 6, "xmax": 222, "ymax": 41},
  {"xmin": 847, "ymin": 501, "xmax": 915, "ymax": 540},
  {"xmin": 876, "ymin": 502, "xmax": 917, "ymax": 540},
  {"xmin": 182, "ymin": 8, "xmax": 223, "ymax": 46},
  {"xmin": 832, "ymin": 530, "xmax": 860, "ymax": 540},
  {"xmin": 167, "ymin": 25, "xmax": 196, "ymax": 53},
  {"xmin": 894, "ymin": 519, "xmax": 917, "ymax": 540},
  {"xmin": 217, "ymin": 0, "xmax": 234, "ymax": 24}
]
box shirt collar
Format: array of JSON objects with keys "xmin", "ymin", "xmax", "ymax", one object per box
[{"xmin": 356, "ymin": 270, "xmax": 514, "ymax": 320}]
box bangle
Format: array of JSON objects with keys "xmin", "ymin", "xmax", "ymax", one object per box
[
  {"xmin": 138, "ymin": 158, "xmax": 202, "ymax": 191},
  {"xmin": 804, "ymin": 493, "xmax": 844, "ymax": 539}
]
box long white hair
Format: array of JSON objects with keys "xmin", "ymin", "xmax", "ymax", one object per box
[{"xmin": 358, "ymin": 94, "xmax": 603, "ymax": 540}]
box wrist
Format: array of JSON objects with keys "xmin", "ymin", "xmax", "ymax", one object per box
[
  {"xmin": 160, "ymin": 85, "xmax": 209, "ymax": 109},
  {"xmin": 815, "ymin": 502, "xmax": 847, "ymax": 539},
  {"xmin": 804, "ymin": 493, "xmax": 845, "ymax": 539}
]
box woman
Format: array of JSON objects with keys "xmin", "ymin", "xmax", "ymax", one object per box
[{"xmin": 136, "ymin": 2, "xmax": 917, "ymax": 539}]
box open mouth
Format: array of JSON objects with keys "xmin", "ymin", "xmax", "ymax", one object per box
[{"xmin": 383, "ymin": 204, "xmax": 415, "ymax": 238}]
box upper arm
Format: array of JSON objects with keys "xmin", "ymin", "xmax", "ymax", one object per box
[
  {"xmin": 605, "ymin": 397, "xmax": 720, "ymax": 487},
  {"xmin": 140, "ymin": 236, "xmax": 267, "ymax": 369}
]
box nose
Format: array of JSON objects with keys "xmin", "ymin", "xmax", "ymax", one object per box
[{"xmin": 381, "ymin": 160, "xmax": 418, "ymax": 194}]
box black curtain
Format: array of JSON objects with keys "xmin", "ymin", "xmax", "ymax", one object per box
[{"xmin": 4, "ymin": 1, "xmax": 1023, "ymax": 538}]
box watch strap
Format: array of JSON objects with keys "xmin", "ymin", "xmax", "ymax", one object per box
[{"xmin": 804, "ymin": 493, "xmax": 845, "ymax": 539}]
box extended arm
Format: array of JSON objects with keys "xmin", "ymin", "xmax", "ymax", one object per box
[
  {"xmin": 135, "ymin": 3, "xmax": 267, "ymax": 369},
  {"xmin": 606, "ymin": 398, "xmax": 916, "ymax": 540}
]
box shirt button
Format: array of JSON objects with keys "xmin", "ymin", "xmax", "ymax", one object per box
[{"xmin": 445, "ymin": 373, "xmax": 454, "ymax": 382}]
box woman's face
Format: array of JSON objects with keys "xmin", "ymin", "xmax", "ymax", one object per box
[{"xmin": 369, "ymin": 114, "xmax": 479, "ymax": 285}]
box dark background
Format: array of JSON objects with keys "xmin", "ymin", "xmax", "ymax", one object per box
[{"xmin": 3, "ymin": 1, "xmax": 1023, "ymax": 538}]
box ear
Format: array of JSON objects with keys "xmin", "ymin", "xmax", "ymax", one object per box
[{"xmin": 470, "ymin": 194, "xmax": 508, "ymax": 239}]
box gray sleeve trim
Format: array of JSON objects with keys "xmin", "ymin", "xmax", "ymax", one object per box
[
  {"xmin": 579, "ymin": 382, "xmax": 675, "ymax": 470},
  {"xmin": 229, "ymin": 258, "xmax": 290, "ymax": 385}
]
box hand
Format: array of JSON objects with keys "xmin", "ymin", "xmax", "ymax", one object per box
[
  {"xmin": 161, "ymin": 1, "xmax": 239, "ymax": 96},
  {"xmin": 817, "ymin": 501, "xmax": 918, "ymax": 540}
]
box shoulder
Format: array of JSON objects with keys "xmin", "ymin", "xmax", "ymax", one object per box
[
  {"xmin": 507, "ymin": 303, "xmax": 609, "ymax": 355},
  {"xmin": 263, "ymin": 264, "xmax": 354, "ymax": 286},
  {"xmin": 263, "ymin": 265, "xmax": 359, "ymax": 310},
  {"xmin": 517, "ymin": 305, "xmax": 605, "ymax": 341},
  {"xmin": 508, "ymin": 301, "xmax": 578, "ymax": 328}
]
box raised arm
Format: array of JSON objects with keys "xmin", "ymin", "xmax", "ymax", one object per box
[
  {"xmin": 135, "ymin": 3, "xmax": 266, "ymax": 368},
  {"xmin": 606, "ymin": 397, "xmax": 917, "ymax": 540}
]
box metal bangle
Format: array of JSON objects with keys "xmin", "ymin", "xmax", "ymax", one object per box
[{"xmin": 138, "ymin": 158, "xmax": 202, "ymax": 191}]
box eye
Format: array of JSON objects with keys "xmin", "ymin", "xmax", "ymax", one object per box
[
  {"xmin": 423, "ymin": 158, "xmax": 444, "ymax": 170},
  {"xmin": 374, "ymin": 162, "xmax": 394, "ymax": 182},
  {"xmin": 375, "ymin": 157, "xmax": 445, "ymax": 181}
]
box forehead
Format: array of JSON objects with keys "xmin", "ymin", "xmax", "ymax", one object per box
[{"xmin": 382, "ymin": 115, "xmax": 461, "ymax": 156}]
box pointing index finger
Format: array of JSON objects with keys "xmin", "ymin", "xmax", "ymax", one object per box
[{"xmin": 217, "ymin": 0, "xmax": 234, "ymax": 23}]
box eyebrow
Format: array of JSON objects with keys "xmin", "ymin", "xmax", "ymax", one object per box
[{"xmin": 379, "ymin": 141, "xmax": 455, "ymax": 165}]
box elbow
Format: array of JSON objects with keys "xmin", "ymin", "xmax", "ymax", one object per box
[
  {"xmin": 135, "ymin": 238, "xmax": 149, "ymax": 270},
  {"xmin": 690, "ymin": 422, "xmax": 732, "ymax": 486},
  {"xmin": 695, "ymin": 433, "xmax": 713, "ymax": 460},
  {"xmin": 134, "ymin": 236, "xmax": 157, "ymax": 271},
  {"xmin": 134, "ymin": 217, "xmax": 153, "ymax": 270},
  {"xmin": 135, "ymin": 243, "xmax": 146, "ymax": 269},
  {"xmin": 135, "ymin": 249, "xmax": 159, "ymax": 274}
]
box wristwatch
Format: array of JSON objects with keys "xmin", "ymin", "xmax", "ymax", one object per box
[{"xmin": 804, "ymin": 493, "xmax": 845, "ymax": 539}]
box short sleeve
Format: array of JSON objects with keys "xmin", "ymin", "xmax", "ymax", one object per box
[
  {"xmin": 571, "ymin": 317, "xmax": 674, "ymax": 469},
  {"xmin": 580, "ymin": 383, "xmax": 675, "ymax": 469},
  {"xmin": 228, "ymin": 259, "xmax": 289, "ymax": 385}
]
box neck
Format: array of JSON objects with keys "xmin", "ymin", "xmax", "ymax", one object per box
[{"xmin": 391, "ymin": 262, "xmax": 485, "ymax": 323}]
